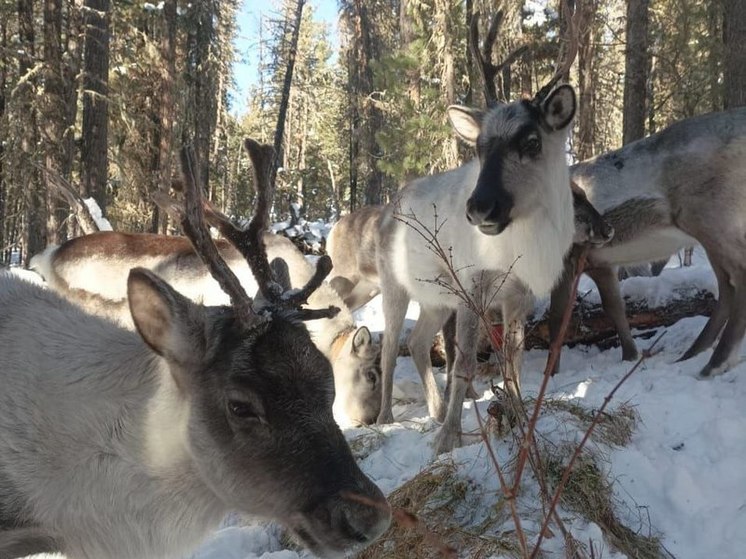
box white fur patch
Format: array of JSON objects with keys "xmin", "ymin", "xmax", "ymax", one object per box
[{"xmin": 144, "ymin": 364, "xmax": 192, "ymax": 474}]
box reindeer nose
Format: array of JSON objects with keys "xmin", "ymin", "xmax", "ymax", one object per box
[
  {"xmin": 335, "ymin": 494, "xmax": 391, "ymax": 545},
  {"xmin": 336, "ymin": 479, "xmax": 391, "ymax": 545},
  {"xmin": 466, "ymin": 195, "xmax": 491, "ymax": 225},
  {"xmin": 602, "ymin": 224, "xmax": 615, "ymax": 242}
]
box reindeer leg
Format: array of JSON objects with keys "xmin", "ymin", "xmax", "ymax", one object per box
[
  {"xmin": 699, "ymin": 270, "xmax": 745, "ymax": 377},
  {"xmin": 442, "ymin": 312, "xmax": 457, "ymax": 377},
  {"xmin": 343, "ymin": 279, "xmax": 381, "ymax": 312},
  {"xmin": 679, "ymin": 254, "xmax": 733, "ymax": 361},
  {"xmin": 587, "ymin": 265, "xmax": 639, "ymax": 362},
  {"xmin": 501, "ymin": 296, "xmax": 528, "ymax": 398},
  {"xmin": 378, "ymin": 273, "xmax": 410, "ymax": 424},
  {"xmin": 407, "ymin": 306, "xmax": 451, "ymax": 421},
  {"xmin": 548, "ymin": 254, "xmax": 577, "ymax": 375},
  {"xmin": 442, "ymin": 312, "xmax": 480, "ymax": 401},
  {"xmin": 433, "ymin": 304, "xmax": 478, "ymax": 455},
  {"xmin": 0, "ymin": 527, "xmax": 60, "ymax": 558}
]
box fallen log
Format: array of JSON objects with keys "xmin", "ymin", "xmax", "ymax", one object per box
[
  {"xmin": 525, "ymin": 290, "xmax": 716, "ymax": 350},
  {"xmin": 389, "ymin": 289, "xmax": 716, "ymax": 361}
]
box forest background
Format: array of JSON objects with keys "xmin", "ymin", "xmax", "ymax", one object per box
[{"xmin": 0, "ymin": 0, "xmax": 743, "ymax": 265}]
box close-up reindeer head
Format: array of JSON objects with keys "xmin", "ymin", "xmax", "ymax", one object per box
[
  {"xmin": 148, "ymin": 140, "xmax": 391, "ymax": 556},
  {"xmin": 448, "ymin": 10, "xmax": 579, "ymax": 236}
]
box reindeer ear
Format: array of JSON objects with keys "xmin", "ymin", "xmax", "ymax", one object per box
[
  {"xmin": 351, "ymin": 326, "xmax": 373, "ymax": 356},
  {"xmin": 541, "ymin": 84, "xmax": 576, "ymax": 131},
  {"xmin": 128, "ymin": 268, "xmax": 201, "ymax": 362},
  {"xmin": 447, "ymin": 105, "xmax": 484, "ymax": 145},
  {"xmin": 269, "ymin": 257, "xmax": 292, "ymax": 291}
]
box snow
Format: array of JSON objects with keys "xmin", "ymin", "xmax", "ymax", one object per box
[
  {"xmin": 23, "ymin": 246, "xmax": 746, "ymax": 559},
  {"xmin": 83, "ymin": 197, "xmax": 113, "ymax": 231}
]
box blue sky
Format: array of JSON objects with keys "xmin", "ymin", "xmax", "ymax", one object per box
[{"xmin": 231, "ymin": 0, "xmax": 339, "ymax": 116}]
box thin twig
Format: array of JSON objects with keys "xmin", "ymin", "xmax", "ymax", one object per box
[
  {"xmin": 472, "ymin": 403, "xmax": 530, "ymax": 557},
  {"xmin": 529, "ymin": 331, "xmax": 667, "ymax": 558},
  {"xmin": 512, "ymin": 246, "xmax": 589, "ymax": 494}
]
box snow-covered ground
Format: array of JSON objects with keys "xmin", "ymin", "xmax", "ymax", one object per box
[{"xmin": 23, "ymin": 247, "xmax": 746, "ymax": 559}]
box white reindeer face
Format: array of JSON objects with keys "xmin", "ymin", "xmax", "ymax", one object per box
[{"xmin": 448, "ymin": 85, "xmax": 577, "ymax": 235}]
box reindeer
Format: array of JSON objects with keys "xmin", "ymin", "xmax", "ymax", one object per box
[
  {"xmin": 548, "ymin": 107, "xmax": 746, "ymax": 377},
  {"xmin": 0, "ymin": 140, "xmax": 390, "ymax": 559},
  {"xmin": 371, "ymin": 10, "xmax": 583, "ymax": 454},
  {"xmin": 326, "ymin": 170, "xmax": 611, "ymax": 407},
  {"xmin": 327, "ymin": 205, "xmax": 383, "ymax": 312},
  {"xmin": 32, "ymin": 224, "xmax": 381, "ymax": 428},
  {"xmin": 327, "ymin": 183, "xmax": 611, "ymax": 314}
]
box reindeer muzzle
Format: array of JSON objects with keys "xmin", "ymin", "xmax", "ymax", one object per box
[{"xmin": 466, "ymin": 189, "xmax": 513, "ymax": 236}]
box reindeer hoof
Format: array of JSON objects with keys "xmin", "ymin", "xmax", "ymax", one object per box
[
  {"xmin": 698, "ymin": 362, "xmax": 729, "ymax": 378},
  {"xmin": 376, "ymin": 410, "xmax": 395, "ymax": 424},
  {"xmin": 465, "ymin": 385, "xmax": 480, "ymax": 400},
  {"xmin": 621, "ymin": 345, "xmax": 639, "ymax": 362},
  {"xmin": 432, "ymin": 426, "xmax": 461, "ymax": 455}
]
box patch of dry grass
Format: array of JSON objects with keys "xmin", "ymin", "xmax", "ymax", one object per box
[
  {"xmin": 542, "ymin": 399, "xmax": 639, "ymax": 447},
  {"xmin": 358, "ymin": 461, "xmax": 522, "ymax": 559},
  {"xmin": 544, "ymin": 447, "xmax": 665, "ymax": 559}
]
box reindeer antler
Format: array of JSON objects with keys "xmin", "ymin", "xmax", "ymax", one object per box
[
  {"xmin": 470, "ymin": 10, "xmax": 529, "ymax": 105},
  {"xmin": 170, "ymin": 139, "xmax": 339, "ymax": 324},
  {"xmin": 533, "ymin": 0, "xmax": 580, "ymax": 104},
  {"xmin": 180, "ymin": 146, "xmax": 259, "ymax": 327}
]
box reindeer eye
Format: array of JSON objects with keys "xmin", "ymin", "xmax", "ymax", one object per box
[
  {"xmin": 365, "ymin": 369, "xmax": 379, "ymax": 385},
  {"xmin": 228, "ymin": 401, "xmax": 261, "ymax": 421},
  {"xmin": 523, "ymin": 135, "xmax": 541, "ymax": 157}
]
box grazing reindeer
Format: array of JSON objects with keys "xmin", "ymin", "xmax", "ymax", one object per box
[
  {"xmin": 0, "ymin": 140, "xmax": 390, "ymax": 559},
  {"xmin": 32, "ymin": 231, "xmax": 381, "ymax": 427},
  {"xmin": 375, "ymin": 10, "xmax": 581, "ymax": 454},
  {"xmin": 549, "ymin": 107, "xmax": 746, "ymax": 377}
]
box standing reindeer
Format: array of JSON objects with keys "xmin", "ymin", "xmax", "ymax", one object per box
[
  {"xmin": 548, "ymin": 107, "xmax": 746, "ymax": 377},
  {"xmin": 374, "ymin": 11, "xmax": 581, "ymax": 454},
  {"xmin": 32, "ymin": 228, "xmax": 381, "ymax": 427},
  {"xmin": 0, "ymin": 140, "xmax": 390, "ymax": 559},
  {"xmin": 327, "ymin": 183, "xmax": 611, "ymax": 313}
]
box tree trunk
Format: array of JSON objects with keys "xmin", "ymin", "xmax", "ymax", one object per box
[
  {"xmin": 622, "ymin": 0, "xmax": 649, "ymax": 144},
  {"xmin": 151, "ymin": 0, "xmax": 177, "ymax": 234},
  {"xmin": 42, "ymin": 0, "xmax": 74, "ymax": 244},
  {"xmin": 436, "ymin": 0, "xmax": 458, "ymax": 168},
  {"xmin": 81, "ymin": 0, "xmax": 110, "ymax": 215},
  {"xmin": 576, "ymin": 0, "xmax": 597, "ymax": 161},
  {"xmin": 464, "ymin": 0, "xmax": 475, "ymax": 106},
  {"xmin": 0, "ymin": 15, "xmax": 7, "ymax": 261},
  {"xmin": 723, "ymin": 0, "xmax": 746, "ymax": 108},
  {"xmin": 272, "ymin": 0, "xmax": 305, "ymax": 194},
  {"xmin": 351, "ymin": 0, "xmax": 385, "ymax": 206},
  {"xmin": 18, "ymin": 0, "xmax": 46, "ymax": 265},
  {"xmin": 189, "ymin": 1, "xmax": 217, "ymax": 197},
  {"xmin": 400, "ymin": 0, "xmax": 420, "ymax": 105},
  {"xmin": 348, "ymin": 92, "xmax": 359, "ymax": 212},
  {"xmin": 295, "ymin": 93, "xmax": 308, "ymax": 214}
]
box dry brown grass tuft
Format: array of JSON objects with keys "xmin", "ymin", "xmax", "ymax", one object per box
[
  {"xmin": 541, "ymin": 400, "xmax": 639, "ymax": 447},
  {"xmin": 544, "ymin": 447, "xmax": 665, "ymax": 559},
  {"xmin": 357, "ymin": 462, "xmax": 522, "ymax": 559}
]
